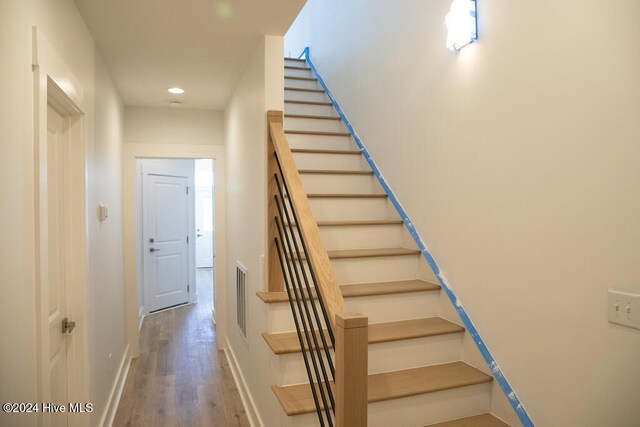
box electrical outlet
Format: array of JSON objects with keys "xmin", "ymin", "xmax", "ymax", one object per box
[{"xmin": 608, "ymin": 290, "xmax": 640, "ymax": 330}]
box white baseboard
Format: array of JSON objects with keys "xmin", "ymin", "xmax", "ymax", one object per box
[
  {"xmin": 99, "ymin": 344, "xmax": 131, "ymax": 427},
  {"xmin": 224, "ymin": 338, "xmax": 264, "ymax": 427},
  {"xmin": 138, "ymin": 310, "xmax": 145, "ymax": 332}
]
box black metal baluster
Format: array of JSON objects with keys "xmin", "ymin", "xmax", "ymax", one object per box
[
  {"xmin": 275, "ymin": 210, "xmax": 334, "ymax": 425},
  {"xmin": 274, "ymin": 237, "xmax": 326, "ymax": 426},
  {"xmin": 274, "ymin": 158, "xmax": 335, "ymax": 348},
  {"xmin": 274, "ymin": 175, "xmax": 336, "ymax": 384}
]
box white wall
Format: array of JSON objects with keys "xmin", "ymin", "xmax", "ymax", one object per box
[
  {"xmin": 125, "ymin": 106, "xmax": 224, "ymax": 145},
  {"xmin": 88, "ymin": 54, "xmax": 128, "ymax": 426},
  {"xmin": 286, "ymin": 1, "xmax": 640, "ymax": 425},
  {"xmin": 224, "ymin": 35, "xmax": 284, "ymax": 427},
  {"xmin": 123, "ymin": 105, "xmax": 225, "ymax": 355},
  {"xmin": 0, "ymin": 0, "xmax": 126, "ymax": 426}
]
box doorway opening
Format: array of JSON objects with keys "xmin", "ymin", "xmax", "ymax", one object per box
[{"xmin": 136, "ymin": 158, "xmax": 215, "ymax": 320}]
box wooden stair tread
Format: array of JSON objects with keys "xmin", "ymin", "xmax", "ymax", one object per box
[
  {"xmin": 290, "ymin": 248, "xmax": 420, "ymax": 261},
  {"xmin": 299, "ymin": 169, "xmax": 373, "ymax": 175},
  {"xmin": 284, "ymin": 130, "xmax": 351, "ymax": 136},
  {"xmin": 305, "ymin": 193, "xmax": 387, "ymax": 198},
  {"xmin": 285, "ymin": 57, "xmax": 307, "ymax": 62},
  {"xmin": 284, "ymin": 100, "xmax": 332, "ymax": 106},
  {"xmin": 327, "ymin": 248, "xmax": 421, "ymax": 259},
  {"xmin": 285, "ymin": 65, "xmax": 311, "ymax": 71},
  {"xmin": 285, "ymin": 114, "xmax": 342, "ymax": 121},
  {"xmin": 341, "ymin": 279, "xmax": 439, "ymax": 297},
  {"xmin": 263, "ymin": 317, "xmax": 464, "ymax": 354},
  {"xmin": 273, "ymin": 362, "xmax": 493, "ymax": 416},
  {"xmin": 424, "ymin": 414, "xmax": 510, "ymax": 427},
  {"xmin": 285, "ymin": 87, "xmax": 325, "ymax": 93},
  {"xmin": 291, "ymin": 148, "xmax": 362, "ymax": 155},
  {"xmin": 257, "ymin": 279, "xmax": 440, "ymax": 303},
  {"xmin": 285, "ymin": 76, "xmax": 318, "ymax": 81},
  {"xmin": 317, "ymin": 219, "xmax": 403, "ymax": 226}
]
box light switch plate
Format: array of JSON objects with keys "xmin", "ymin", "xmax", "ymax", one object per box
[
  {"xmin": 97, "ymin": 204, "xmax": 108, "ymax": 222},
  {"xmin": 608, "ymin": 290, "xmax": 640, "ymax": 330}
]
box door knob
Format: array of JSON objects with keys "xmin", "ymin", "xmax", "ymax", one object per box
[
  {"xmin": 62, "ymin": 318, "xmax": 76, "ymax": 334},
  {"xmin": 150, "ymin": 248, "xmax": 161, "ymax": 252},
  {"xmin": 197, "ymin": 234, "xmax": 203, "ymax": 237}
]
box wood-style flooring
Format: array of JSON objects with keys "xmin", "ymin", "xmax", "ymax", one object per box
[{"xmin": 113, "ymin": 269, "xmax": 250, "ymax": 427}]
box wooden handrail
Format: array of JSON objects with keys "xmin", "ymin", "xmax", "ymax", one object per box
[
  {"xmin": 267, "ymin": 110, "xmax": 346, "ymax": 328},
  {"xmin": 267, "ymin": 110, "xmax": 367, "ymax": 426}
]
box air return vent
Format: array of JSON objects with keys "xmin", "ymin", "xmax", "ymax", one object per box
[{"xmin": 236, "ymin": 263, "xmax": 247, "ymax": 337}]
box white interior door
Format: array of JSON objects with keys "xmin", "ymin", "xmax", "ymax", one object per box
[
  {"xmin": 195, "ymin": 188, "xmax": 214, "ymax": 268},
  {"xmin": 47, "ymin": 105, "xmax": 70, "ymax": 427},
  {"xmin": 144, "ymin": 173, "xmax": 190, "ymax": 312}
]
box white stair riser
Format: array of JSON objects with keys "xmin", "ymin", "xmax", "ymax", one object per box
[
  {"xmin": 276, "ymin": 411, "xmax": 317, "ymax": 427},
  {"xmin": 331, "ymin": 255, "xmax": 421, "ymax": 285},
  {"xmin": 285, "ymin": 68, "xmax": 314, "ymax": 78},
  {"xmin": 270, "ymin": 350, "xmax": 335, "ymax": 386},
  {"xmin": 272, "ymin": 333, "xmax": 463, "ymax": 384},
  {"xmin": 318, "ymin": 224, "xmax": 405, "ymax": 250},
  {"xmin": 309, "ymin": 197, "xmax": 390, "ymax": 221},
  {"xmin": 285, "ymin": 134, "xmax": 356, "ymax": 151},
  {"xmin": 367, "ymin": 383, "xmax": 492, "ymax": 427},
  {"xmin": 285, "ymin": 117, "xmax": 348, "ymax": 133},
  {"xmin": 292, "ymin": 152, "xmax": 366, "ymax": 170},
  {"xmin": 284, "ymin": 78, "xmax": 320, "ymax": 90},
  {"xmin": 266, "ymin": 289, "xmax": 438, "ymax": 332},
  {"xmin": 346, "ymin": 290, "xmax": 439, "ymax": 323},
  {"xmin": 285, "ymin": 103, "xmax": 336, "ymax": 116},
  {"xmin": 285, "ymin": 90, "xmax": 328, "ymax": 103},
  {"xmin": 301, "ymin": 174, "xmax": 380, "ymax": 194},
  {"xmin": 285, "ymin": 59, "xmax": 307, "ymax": 67}
]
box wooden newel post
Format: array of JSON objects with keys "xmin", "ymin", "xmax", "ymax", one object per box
[
  {"xmin": 335, "ymin": 313, "xmax": 368, "ymax": 427},
  {"xmin": 267, "ymin": 110, "xmax": 284, "ymax": 292}
]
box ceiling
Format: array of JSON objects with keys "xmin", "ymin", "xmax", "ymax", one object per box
[{"xmin": 74, "ymin": 0, "xmax": 306, "ymax": 109}]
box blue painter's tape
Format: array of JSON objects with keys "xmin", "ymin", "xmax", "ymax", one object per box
[{"xmin": 301, "ymin": 47, "xmax": 534, "ymax": 427}]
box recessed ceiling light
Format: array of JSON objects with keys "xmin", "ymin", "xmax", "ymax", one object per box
[{"xmin": 167, "ymin": 87, "xmax": 185, "ymax": 94}]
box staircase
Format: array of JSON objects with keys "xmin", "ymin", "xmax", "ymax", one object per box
[{"xmin": 258, "ymin": 57, "xmax": 513, "ymax": 427}]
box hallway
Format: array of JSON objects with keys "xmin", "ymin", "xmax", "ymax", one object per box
[{"xmin": 114, "ymin": 269, "xmax": 249, "ymax": 426}]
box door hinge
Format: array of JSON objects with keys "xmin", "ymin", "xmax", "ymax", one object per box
[
  {"xmin": 186, "ymin": 187, "xmax": 189, "ymax": 195},
  {"xmin": 187, "ymin": 284, "xmax": 190, "ymax": 292},
  {"xmin": 186, "ymin": 236, "xmax": 189, "ymax": 243}
]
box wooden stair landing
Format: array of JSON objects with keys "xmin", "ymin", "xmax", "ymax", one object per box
[
  {"xmin": 263, "ymin": 317, "xmax": 464, "ymax": 354},
  {"xmin": 273, "ymin": 362, "xmax": 493, "ymax": 416},
  {"xmin": 257, "ymin": 279, "xmax": 440, "ymax": 304},
  {"xmin": 424, "ymin": 414, "xmax": 509, "ymax": 427}
]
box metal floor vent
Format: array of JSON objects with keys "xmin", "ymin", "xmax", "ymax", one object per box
[{"xmin": 236, "ymin": 263, "xmax": 247, "ymax": 337}]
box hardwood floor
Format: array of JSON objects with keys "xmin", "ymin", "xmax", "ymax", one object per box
[{"xmin": 113, "ymin": 269, "xmax": 250, "ymax": 427}]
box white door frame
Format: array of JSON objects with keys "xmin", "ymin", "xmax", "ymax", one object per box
[
  {"xmin": 195, "ymin": 186, "xmax": 215, "ymax": 269},
  {"xmin": 33, "ymin": 27, "xmax": 90, "ymax": 426},
  {"xmin": 140, "ymin": 163, "xmax": 196, "ymax": 314},
  {"xmin": 123, "ymin": 146, "xmax": 227, "ymax": 358}
]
